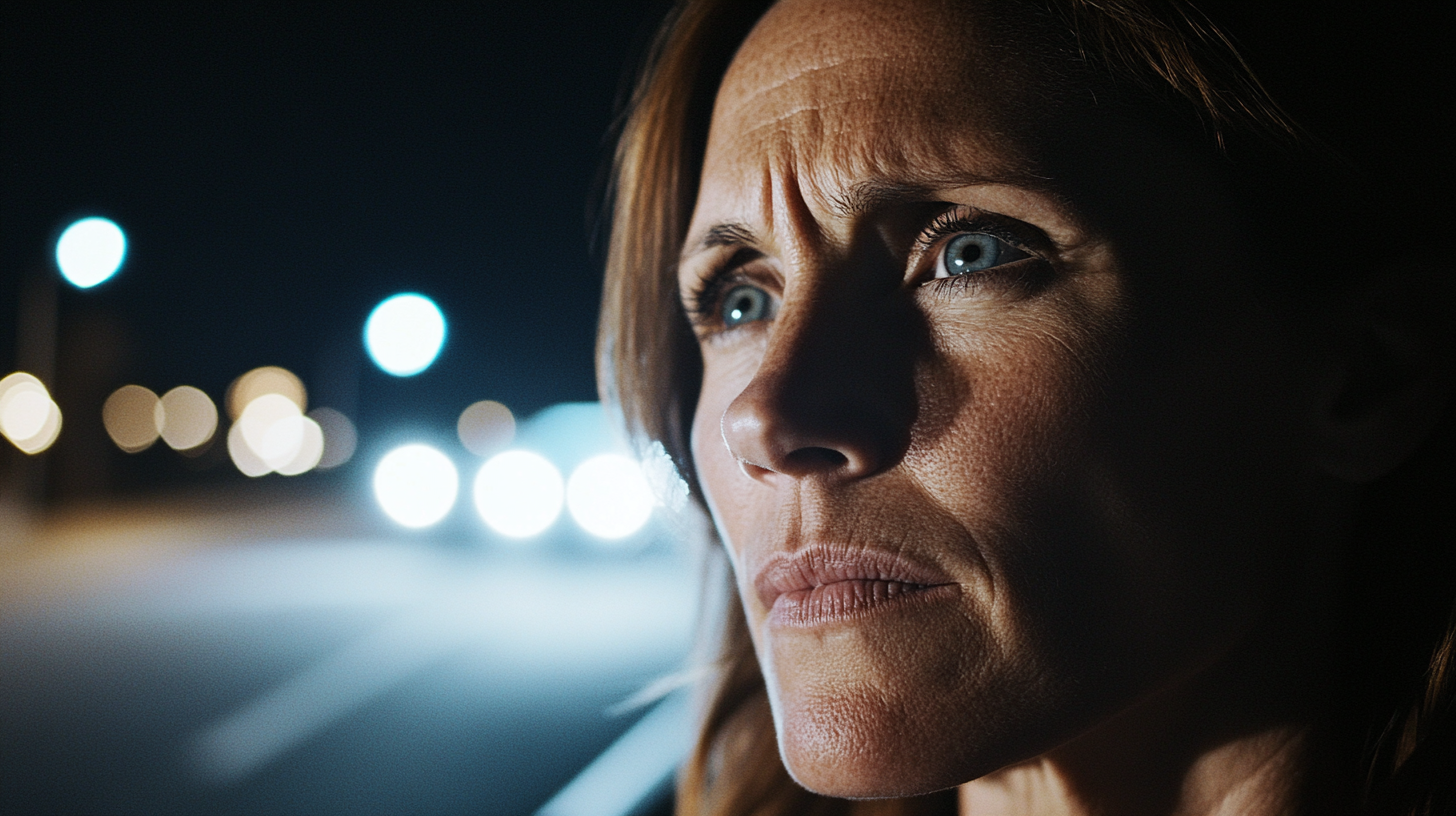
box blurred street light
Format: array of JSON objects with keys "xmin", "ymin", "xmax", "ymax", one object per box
[
  {"xmin": 55, "ymin": 217, "xmax": 126, "ymax": 289},
  {"xmin": 473, "ymin": 450, "xmax": 563, "ymax": 539},
  {"xmin": 566, "ymin": 454, "xmax": 654, "ymax": 541},
  {"xmin": 103, "ymin": 384, "xmax": 161, "ymax": 453},
  {"xmin": 364, "ymin": 294, "xmax": 446, "ymax": 377},
  {"xmin": 457, "ymin": 400, "xmax": 514, "ymax": 456},
  {"xmin": 0, "ymin": 372, "xmax": 62, "ymax": 454},
  {"xmin": 374, "ymin": 444, "xmax": 458, "ymax": 527}
]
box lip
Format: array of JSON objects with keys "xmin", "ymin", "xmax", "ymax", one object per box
[{"xmin": 753, "ymin": 545, "xmax": 959, "ymax": 628}]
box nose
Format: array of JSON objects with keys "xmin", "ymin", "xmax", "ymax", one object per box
[{"xmin": 719, "ymin": 291, "xmax": 917, "ymax": 484}]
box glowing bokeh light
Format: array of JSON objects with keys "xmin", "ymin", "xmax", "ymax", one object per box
[
  {"xmin": 0, "ymin": 372, "xmax": 45, "ymax": 398},
  {"xmin": 225, "ymin": 389, "xmax": 330, "ymax": 477},
  {"xmin": 259, "ymin": 415, "xmax": 307, "ymax": 468},
  {"xmin": 457, "ymin": 400, "xmax": 515, "ymax": 456},
  {"xmin": 566, "ymin": 454, "xmax": 655, "ymax": 540},
  {"xmin": 473, "ymin": 450, "xmax": 564, "ymax": 539},
  {"xmin": 227, "ymin": 421, "xmax": 271, "ymax": 477},
  {"xmin": 157, "ymin": 386, "xmax": 218, "ymax": 451},
  {"xmin": 103, "ymin": 385, "xmax": 162, "ymax": 453},
  {"xmin": 0, "ymin": 373, "xmax": 62, "ymax": 455},
  {"xmin": 16, "ymin": 400, "xmax": 62, "ymax": 454},
  {"xmin": 364, "ymin": 293, "xmax": 446, "ymax": 376},
  {"xmin": 2, "ymin": 389, "xmax": 50, "ymax": 442},
  {"xmin": 0, "ymin": 374, "xmax": 49, "ymax": 442},
  {"xmin": 308, "ymin": 407, "xmax": 357, "ymax": 469},
  {"xmin": 275, "ymin": 417, "xmax": 324, "ymax": 476},
  {"xmin": 226, "ymin": 366, "xmax": 306, "ymax": 421},
  {"xmin": 55, "ymin": 217, "xmax": 126, "ymax": 288},
  {"xmin": 237, "ymin": 394, "xmax": 303, "ymax": 469},
  {"xmin": 374, "ymin": 444, "xmax": 459, "ymax": 528}
]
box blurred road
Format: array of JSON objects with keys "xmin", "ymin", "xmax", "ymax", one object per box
[{"xmin": 0, "ymin": 490, "xmax": 699, "ymax": 815}]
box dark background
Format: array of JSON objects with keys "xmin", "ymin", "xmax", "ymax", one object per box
[
  {"xmin": 2, "ymin": 11, "xmax": 697, "ymax": 816},
  {"xmin": 2, "ymin": 0, "xmax": 669, "ymax": 499}
]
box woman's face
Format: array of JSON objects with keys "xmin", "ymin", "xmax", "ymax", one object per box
[{"xmin": 680, "ymin": 0, "xmax": 1332, "ymax": 797}]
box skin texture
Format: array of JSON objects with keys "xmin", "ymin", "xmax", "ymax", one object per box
[{"xmin": 678, "ymin": 0, "xmax": 1354, "ymax": 811}]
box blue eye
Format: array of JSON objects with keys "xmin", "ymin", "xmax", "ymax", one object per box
[
  {"xmin": 935, "ymin": 232, "xmax": 1023, "ymax": 278},
  {"xmin": 721, "ymin": 284, "xmax": 773, "ymax": 327}
]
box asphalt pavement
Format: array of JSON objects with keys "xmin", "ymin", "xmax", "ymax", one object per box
[{"xmin": 0, "ymin": 491, "xmax": 699, "ymax": 815}]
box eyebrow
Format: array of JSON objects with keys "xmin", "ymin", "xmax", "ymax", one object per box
[
  {"xmin": 831, "ymin": 179, "xmax": 939, "ymax": 218},
  {"xmin": 695, "ymin": 222, "xmax": 760, "ymax": 253},
  {"xmin": 833, "ymin": 172, "xmax": 1053, "ymax": 215},
  {"xmin": 683, "ymin": 172, "xmax": 1055, "ymax": 258}
]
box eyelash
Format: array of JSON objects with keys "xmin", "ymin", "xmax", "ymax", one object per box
[
  {"xmin": 684, "ymin": 210, "xmax": 1044, "ymax": 328},
  {"xmin": 684, "ymin": 249, "xmax": 760, "ymax": 327},
  {"xmin": 913, "ymin": 210, "xmax": 1035, "ymax": 265}
]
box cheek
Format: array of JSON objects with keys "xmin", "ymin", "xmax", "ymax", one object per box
[
  {"xmin": 921, "ymin": 313, "xmax": 1120, "ymax": 627},
  {"xmin": 907, "ymin": 294, "xmax": 1121, "ymax": 565},
  {"xmin": 690, "ymin": 353, "xmax": 764, "ymax": 586},
  {"xmin": 913, "ymin": 280, "xmax": 1312, "ymax": 695}
]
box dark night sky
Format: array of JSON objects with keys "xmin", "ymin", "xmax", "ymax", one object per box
[{"xmin": 2, "ymin": 1, "xmax": 670, "ymax": 493}]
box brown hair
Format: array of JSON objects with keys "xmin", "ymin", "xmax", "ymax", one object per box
[{"xmin": 597, "ymin": 1, "xmax": 1454, "ymax": 813}]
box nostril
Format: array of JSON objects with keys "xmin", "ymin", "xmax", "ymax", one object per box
[
  {"xmin": 720, "ymin": 351, "xmax": 910, "ymax": 482},
  {"xmin": 782, "ymin": 447, "xmax": 849, "ymax": 474}
]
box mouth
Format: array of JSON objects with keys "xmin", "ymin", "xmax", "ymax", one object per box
[{"xmin": 754, "ymin": 545, "xmax": 959, "ymax": 628}]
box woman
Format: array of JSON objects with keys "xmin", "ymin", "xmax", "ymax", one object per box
[{"xmin": 598, "ymin": 0, "xmax": 1454, "ymax": 813}]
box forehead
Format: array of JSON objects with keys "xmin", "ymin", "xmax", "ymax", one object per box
[{"xmin": 703, "ymin": 0, "xmax": 1042, "ymax": 197}]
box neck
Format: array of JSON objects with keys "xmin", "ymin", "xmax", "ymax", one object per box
[{"xmin": 959, "ymin": 722, "xmax": 1312, "ymax": 816}]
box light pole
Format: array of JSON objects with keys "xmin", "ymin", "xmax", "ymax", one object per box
[{"xmin": 2, "ymin": 217, "xmax": 127, "ymax": 526}]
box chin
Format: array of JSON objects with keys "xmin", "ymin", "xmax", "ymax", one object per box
[
  {"xmin": 771, "ymin": 683, "xmax": 1039, "ymax": 800},
  {"xmin": 752, "ymin": 591, "xmax": 1054, "ymax": 799}
]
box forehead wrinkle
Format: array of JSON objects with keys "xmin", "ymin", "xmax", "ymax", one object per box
[
  {"xmin": 682, "ymin": 132, "xmax": 835, "ymax": 264},
  {"xmin": 690, "ymin": 0, "xmax": 1063, "ymax": 265},
  {"xmin": 722, "ymin": 0, "xmax": 959, "ymax": 108},
  {"xmin": 767, "ymin": 146, "xmax": 834, "ymax": 275},
  {"xmin": 724, "ymin": 92, "xmax": 893, "ymax": 147},
  {"xmin": 755, "ymin": 158, "xmax": 777, "ymax": 250},
  {"xmin": 689, "ymin": 122, "xmax": 1047, "ymax": 264},
  {"xmin": 718, "ymin": 53, "xmax": 896, "ymax": 122},
  {"xmin": 713, "ymin": 92, "xmax": 1044, "ymax": 206}
]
